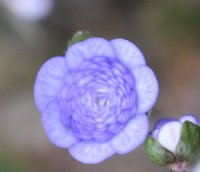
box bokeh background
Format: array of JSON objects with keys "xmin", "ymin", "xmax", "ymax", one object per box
[{"xmin": 0, "ymin": 0, "xmax": 200, "ymax": 171}]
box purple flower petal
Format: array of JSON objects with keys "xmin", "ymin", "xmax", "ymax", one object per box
[
  {"xmin": 65, "ymin": 38, "xmax": 115, "ymax": 70},
  {"xmin": 180, "ymin": 114, "xmax": 200, "ymax": 125},
  {"xmin": 110, "ymin": 113, "xmax": 149, "ymax": 154},
  {"xmin": 69, "ymin": 141, "xmax": 115, "ymax": 164},
  {"xmin": 131, "ymin": 66, "xmax": 159, "ymax": 114},
  {"xmin": 153, "ymin": 118, "xmax": 178, "ymax": 130},
  {"xmin": 34, "ymin": 57, "xmax": 66, "ymax": 112},
  {"xmin": 191, "ymin": 161, "xmax": 200, "ymax": 172},
  {"xmin": 42, "ymin": 101, "xmax": 78, "ymax": 148},
  {"xmin": 151, "ymin": 118, "xmax": 177, "ymax": 139},
  {"xmin": 157, "ymin": 121, "xmax": 181, "ymax": 153},
  {"xmin": 110, "ymin": 38, "xmax": 146, "ymax": 69}
]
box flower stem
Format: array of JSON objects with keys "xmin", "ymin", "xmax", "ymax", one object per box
[{"xmin": 168, "ymin": 161, "xmax": 188, "ymax": 172}]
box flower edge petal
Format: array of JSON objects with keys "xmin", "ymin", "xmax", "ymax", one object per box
[
  {"xmin": 65, "ymin": 37, "xmax": 115, "ymax": 71},
  {"xmin": 34, "ymin": 56, "xmax": 66, "ymax": 112},
  {"xmin": 131, "ymin": 65, "xmax": 159, "ymax": 114},
  {"xmin": 110, "ymin": 113, "xmax": 149, "ymax": 154},
  {"xmin": 42, "ymin": 101, "xmax": 78, "ymax": 148},
  {"xmin": 110, "ymin": 38, "xmax": 146, "ymax": 70},
  {"xmin": 69, "ymin": 141, "xmax": 115, "ymax": 164}
]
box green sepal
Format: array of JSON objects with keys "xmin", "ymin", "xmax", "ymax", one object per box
[
  {"xmin": 68, "ymin": 30, "xmax": 91, "ymax": 47},
  {"xmin": 175, "ymin": 121, "xmax": 200, "ymax": 163},
  {"xmin": 144, "ymin": 136, "xmax": 176, "ymax": 165}
]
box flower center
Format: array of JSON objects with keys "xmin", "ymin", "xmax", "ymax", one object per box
[{"xmin": 58, "ymin": 57, "xmax": 137, "ymax": 141}]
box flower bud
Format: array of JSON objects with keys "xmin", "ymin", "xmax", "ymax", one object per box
[
  {"xmin": 68, "ymin": 31, "xmax": 91, "ymax": 47},
  {"xmin": 145, "ymin": 115, "xmax": 200, "ymax": 172}
]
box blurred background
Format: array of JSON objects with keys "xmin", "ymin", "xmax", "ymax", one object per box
[{"xmin": 0, "ymin": 0, "xmax": 200, "ymax": 171}]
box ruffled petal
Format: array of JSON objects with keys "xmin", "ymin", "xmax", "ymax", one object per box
[
  {"xmin": 131, "ymin": 65, "xmax": 159, "ymax": 114},
  {"xmin": 110, "ymin": 38, "xmax": 146, "ymax": 69},
  {"xmin": 65, "ymin": 38, "xmax": 115, "ymax": 70},
  {"xmin": 157, "ymin": 121, "xmax": 181, "ymax": 153},
  {"xmin": 110, "ymin": 114, "xmax": 149, "ymax": 154},
  {"xmin": 34, "ymin": 57, "xmax": 66, "ymax": 112},
  {"xmin": 69, "ymin": 141, "xmax": 115, "ymax": 164},
  {"xmin": 180, "ymin": 114, "xmax": 200, "ymax": 125},
  {"xmin": 42, "ymin": 101, "xmax": 78, "ymax": 148}
]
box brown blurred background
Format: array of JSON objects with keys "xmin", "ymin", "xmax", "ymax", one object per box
[{"xmin": 0, "ymin": 0, "xmax": 200, "ymax": 171}]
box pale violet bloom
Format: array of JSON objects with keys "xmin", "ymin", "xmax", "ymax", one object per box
[
  {"xmin": 191, "ymin": 161, "xmax": 200, "ymax": 172},
  {"xmin": 34, "ymin": 37, "xmax": 159, "ymax": 164},
  {"xmin": 151, "ymin": 115, "xmax": 200, "ymax": 153},
  {"xmin": 2, "ymin": 0, "xmax": 53, "ymax": 21}
]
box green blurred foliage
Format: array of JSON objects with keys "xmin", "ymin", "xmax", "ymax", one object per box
[{"xmin": 0, "ymin": 151, "xmax": 28, "ymax": 172}]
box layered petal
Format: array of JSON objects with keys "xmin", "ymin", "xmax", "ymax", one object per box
[
  {"xmin": 65, "ymin": 38, "xmax": 115, "ymax": 70},
  {"xmin": 42, "ymin": 101, "xmax": 78, "ymax": 148},
  {"xmin": 110, "ymin": 114, "xmax": 149, "ymax": 154},
  {"xmin": 34, "ymin": 57, "xmax": 66, "ymax": 112},
  {"xmin": 131, "ymin": 66, "xmax": 159, "ymax": 114},
  {"xmin": 34, "ymin": 36, "xmax": 158, "ymax": 164},
  {"xmin": 180, "ymin": 114, "xmax": 200, "ymax": 125},
  {"xmin": 152, "ymin": 118, "xmax": 177, "ymax": 139},
  {"xmin": 157, "ymin": 121, "xmax": 181, "ymax": 153},
  {"xmin": 69, "ymin": 141, "xmax": 115, "ymax": 164},
  {"xmin": 110, "ymin": 38, "xmax": 146, "ymax": 69}
]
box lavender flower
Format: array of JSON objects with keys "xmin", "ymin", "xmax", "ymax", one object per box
[
  {"xmin": 34, "ymin": 37, "xmax": 158, "ymax": 164},
  {"xmin": 2, "ymin": 0, "xmax": 53, "ymax": 21}
]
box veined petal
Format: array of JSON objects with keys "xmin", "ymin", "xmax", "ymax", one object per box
[
  {"xmin": 110, "ymin": 114, "xmax": 149, "ymax": 154},
  {"xmin": 42, "ymin": 101, "xmax": 78, "ymax": 148},
  {"xmin": 157, "ymin": 121, "xmax": 181, "ymax": 153},
  {"xmin": 69, "ymin": 141, "xmax": 115, "ymax": 164},
  {"xmin": 132, "ymin": 66, "xmax": 159, "ymax": 114},
  {"xmin": 34, "ymin": 57, "xmax": 66, "ymax": 112},
  {"xmin": 180, "ymin": 114, "xmax": 200, "ymax": 125},
  {"xmin": 110, "ymin": 38, "xmax": 146, "ymax": 69},
  {"xmin": 65, "ymin": 38, "xmax": 115, "ymax": 70}
]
